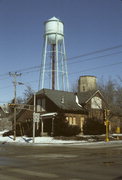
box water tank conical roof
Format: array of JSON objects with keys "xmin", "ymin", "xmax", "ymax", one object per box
[{"xmin": 48, "ymin": 16, "xmax": 59, "ymax": 21}]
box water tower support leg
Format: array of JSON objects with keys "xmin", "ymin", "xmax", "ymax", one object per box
[
  {"xmin": 62, "ymin": 38, "xmax": 69, "ymax": 91},
  {"xmin": 40, "ymin": 36, "xmax": 48, "ymax": 89},
  {"xmin": 56, "ymin": 35, "xmax": 59, "ymax": 90}
]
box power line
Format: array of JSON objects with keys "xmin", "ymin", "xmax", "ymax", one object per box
[
  {"xmin": 66, "ymin": 44, "xmax": 122, "ymax": 61},
  {"xmin": 1, "ymin": 55, "xmax": 121, "ymax": 84},
  {"xmin": 68, "ymin": 51, "xmax": 122, "ymax": 65},
  {"xmin": 14, "ymin": 60, "xmax": 122, "ymax": 84},
  {"xmin": 16, "ymin": 45, "xmax": 122, "ymax": 73},
  {"xmin": 69, "ymin": 60, "xmax": 122, "ymax": 75},
  {"xmin": 0, "ymin": 45, "xmax": 122, "ymax": 92},
  {"xmin": 7, "ymin": 50, "xmax": 122, "ymax": 77},
  {"xmin": 1, "ymin": 60, "xmax": 121, "ymax": 90},
  {"xmin": 0, "ymin": 57, "xmax": 122, "ymax": 87},
  {"xmin": 0, "ymin": 44, "xmax": 122, "ymax": 78},
  {"xmin": 20, "ymin": 51, "xmax": 122, "ymax": 76}
]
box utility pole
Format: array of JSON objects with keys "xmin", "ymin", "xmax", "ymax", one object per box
[{"xmin": 9, "ymin": 72, "xmax": 21, "ymax": 140}]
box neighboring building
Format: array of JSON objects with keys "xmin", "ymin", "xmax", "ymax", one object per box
[{"xmin": 0, "ymin": 105, "xmax": 12, "ymax": 130}]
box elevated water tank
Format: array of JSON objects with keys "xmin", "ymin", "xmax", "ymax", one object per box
[
  {"xmin": 78, "ymin": 76, "xmax": 97, "ymax": 92},
  {"xmin": 44, "ymin": 16, "xmax": 64, "ymax": 44}
]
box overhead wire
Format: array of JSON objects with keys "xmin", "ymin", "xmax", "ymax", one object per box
[
  {"xmin": 4, "ymin": 49, "xmax": 122, "ymax": 77},
  {"xmin": 1, "ymin": 60, "xmax": 122, "ymax": 90},
  {"xmin": 69, "ymin": 61, "xmax": 122, "ymax": 75},
  {"xmin": 1, "ymin": 45, "xmax": 122, "ymax": 103},
  {"xmin": 0, "ymin": 45, "xmax": 122, "ymax": 91},
  {"xmin": 66, "ymin": 44, "xmax": 122, "ymax": 61},
  {"xmin": 68, "ymin": 50, "xmax": 122, "ymax": 65},
  {"xmin": 0, "ymin": 44, "xmax": 122, "ymax": 78},
  {"xmin": 13, "ymin": 50, "xmax": 122, "ymax": 76}
]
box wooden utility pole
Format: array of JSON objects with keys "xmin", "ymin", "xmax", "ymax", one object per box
[{"xmin": 9, "ymin": 72, "xmax": 21, "ymax": 140}]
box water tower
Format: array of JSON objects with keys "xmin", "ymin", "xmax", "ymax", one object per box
[{"xmin": 38, "ymin": 17, "xmax": 69, "ymax": 91}]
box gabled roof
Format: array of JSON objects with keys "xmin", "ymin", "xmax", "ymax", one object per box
[
  {"xmin": 15, "ymin": 88, "xmax": 107, "ymax": 123},
  {"xmin": 77, "ymin": 90, "xmax": 106, "ymax": 104},
  {"xmin": 37, "ymin": 89, "xmax": 84, "ymax": 112}
]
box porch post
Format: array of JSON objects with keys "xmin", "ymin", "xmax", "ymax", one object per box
[
  {"xmin": 41, "ymin": 117, "xmax": 44, "ymax": 136},
  {"xmin": 51, "ymin": 117, "xmax": 54, "ymax": 136}
]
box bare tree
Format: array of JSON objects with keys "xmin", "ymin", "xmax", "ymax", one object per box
[
  {"xmin": 98, "ymin": 78, "xmax": 122, "ymax": 116},
  {"xmin": 23, "ymin": 86, "xmax": 34, "ymax": 102},
  {"xmin": 70, "ymin": 79, "xmax": 78, "ymax": 92}
]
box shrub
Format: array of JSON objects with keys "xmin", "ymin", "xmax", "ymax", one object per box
[
  {"xmin": 83, "ymin": 117, "xmax": 106, "ymax": 135},
  {"xmin": 53, "ymin": 113, "xmax": 81, "ymax": 136},
  {"xmin": 66, "ymin": 125, "xmax": 81, "ymax": 136}
]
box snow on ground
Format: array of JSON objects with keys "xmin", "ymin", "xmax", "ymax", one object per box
[
  {"xmin": 0, "ymin": 130, "xmax": 122, "ymax": 145},
  {"xmin": 0, "ymin": 135, "xmax": 87, "ymax": 144}
]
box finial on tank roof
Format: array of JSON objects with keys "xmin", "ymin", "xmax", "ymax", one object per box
[{"xmin": 49, "ymin": 16, "xmax": 59, "ymax": 21}]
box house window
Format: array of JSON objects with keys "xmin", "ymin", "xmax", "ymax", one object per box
[
  {"xmin": 73, "ymin": 117, "xmax": 76, "ymax": 125},
  {"xmin": 68, "ymin": 117, "xmax": 76, "ymax": 125},
  {"xmin": 66, "ymin": 117, "xmax": 68, "ymax": 121},
  {"xmin": 91, "ymin": 96, "xmax": 102, "ymax": 109},
  {"xmin": 69, "ymin": 117, "xmax": 72, "ymax": 125},
  {"xmin": 37, "ymin": 98, "xmax": 45, "ymax": 112}
]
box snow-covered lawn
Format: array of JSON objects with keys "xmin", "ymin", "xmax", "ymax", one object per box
[
  {"xmin": 0, "ymin": 130, "xmax": 122, "ymax": 145},
  {"xmin": 0, "ymin": 130, "xmax": 87, "ymax": 144},
  {"xmin": 0, "ymin": 135, "xmax": 87, "ymax": 144}
]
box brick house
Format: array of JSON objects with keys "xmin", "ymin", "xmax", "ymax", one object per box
[
  {"xmin": 15, "ymin": 85, "xmax": 108, "ymax": 136},
  {"xmin": 15, "ymin": 89, "xmax": 87, "ymax": 136}
]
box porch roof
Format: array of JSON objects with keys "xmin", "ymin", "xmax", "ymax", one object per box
[{"xmin": 40, "ymin": 112, "xmax": 57, "ymax": 117}]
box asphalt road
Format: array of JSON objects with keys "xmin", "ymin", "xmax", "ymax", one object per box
[{"xmin": 0, "ymin": 143, "xmax": 122, "ymax": 180}]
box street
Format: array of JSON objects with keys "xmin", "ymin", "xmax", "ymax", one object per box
[{"xmin": 0, "ymin": 143, "xmax": 122, "ymax": 180}]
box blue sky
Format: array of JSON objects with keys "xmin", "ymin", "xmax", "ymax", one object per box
[{"xmin": 0, "ymin": 0, "xmax": 122, "ymax": 103}]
